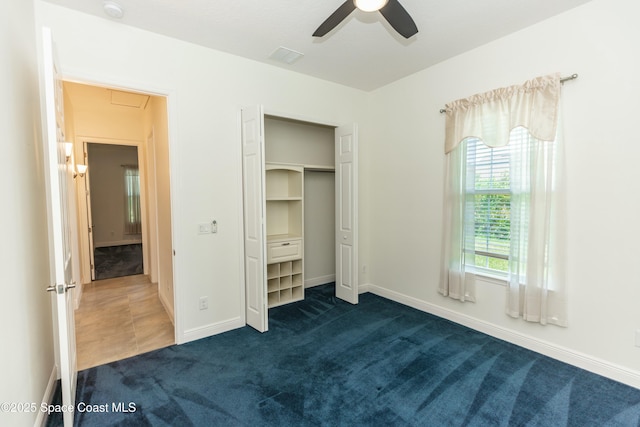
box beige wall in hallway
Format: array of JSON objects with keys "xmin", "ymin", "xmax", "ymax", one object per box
[{"xmin": 144, "ymin": 96, "xmax": 174, "ymax": 320}]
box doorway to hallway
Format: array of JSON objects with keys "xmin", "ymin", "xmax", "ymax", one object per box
[
  {"xmin": 63, "ymin": 80, "xmax": 176, "ymax": 368},
  {"xmin": 86, "ymin": 142, "xmax": 144, "ymax": 280}
]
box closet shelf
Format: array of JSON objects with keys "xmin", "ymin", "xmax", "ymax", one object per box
[
  {"xmin": 266, "ymin": 197, "xmax": 303, "ymax": 201},
  {"xmin": 267, "ymin": 233, "xmax": 302, "ymax": 242},
  {"xmin": 265, "ymin": 163, "xmax": 304, "ymax": 308}
]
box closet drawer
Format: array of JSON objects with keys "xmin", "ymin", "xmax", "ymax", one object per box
[{"xmin": 267, "ymin": 239, "xmax": 302, "ymax": 263}]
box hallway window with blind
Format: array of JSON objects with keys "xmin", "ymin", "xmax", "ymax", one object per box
[
  {"xmin": 124, "ymin": 165, "xmax": 141, "ymax": 235},
  {"xmin": 468, "ymin": 138, "xmax": 511, "ymax": 275}
]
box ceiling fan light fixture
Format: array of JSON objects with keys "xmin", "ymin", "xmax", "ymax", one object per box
[{"xmin": 353, "ymin": 0, "xmax": 389, "ymax": 12}]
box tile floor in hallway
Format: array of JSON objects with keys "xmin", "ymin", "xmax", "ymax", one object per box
[{"xmin": 75, "ymin": 274, "xmax": 175, "ymax": 371}]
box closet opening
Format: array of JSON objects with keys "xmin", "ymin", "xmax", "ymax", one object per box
[
  {"xmin": 264, "ymin": 115, "xmax": 337, "ymax": 291},
  {"xmin": 241, "ymin": 106, "xmax": 358, "ymax": 332}
]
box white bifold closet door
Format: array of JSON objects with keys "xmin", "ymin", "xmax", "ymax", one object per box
[
  {"xmin": 241, "ymin": 106, "xmax": 268, "ymax": 333},
  {"xmin": 335, "ymin": 124, "xmax": 358, "ymax": 304},
  {"xmin": 241, "ymin": 106, "xmax": 358, "ymax": 332}
]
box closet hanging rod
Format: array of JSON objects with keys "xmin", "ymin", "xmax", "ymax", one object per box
[{"xmin": 438, "ymin": 73, "xmax": 578, "ymax": 114}]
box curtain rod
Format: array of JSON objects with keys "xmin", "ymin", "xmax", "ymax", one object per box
[{"xmin": 439, "ymin": 73, "xmax": 578, "ymax": 114}]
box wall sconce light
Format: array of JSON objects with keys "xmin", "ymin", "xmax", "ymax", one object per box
[
  {"xmin": 64, "ymin": 142, "xmax": 73, "ymax": 162},
  {"xmin": 65, "ymin": 141, "xmax": 88, "ymax": 178},
  {"xmin": 74, "ymin": 164, "xmax": 88, "ymax": 179}
]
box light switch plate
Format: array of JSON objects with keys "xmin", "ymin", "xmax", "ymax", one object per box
[{"xmin": 198, "ymin": 223, "xmax": 211, "ymax": 234}]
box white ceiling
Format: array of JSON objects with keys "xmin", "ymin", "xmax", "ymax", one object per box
[{"xmin": 43, "ymin": 0, "xmax": 593, "ymax": 91}]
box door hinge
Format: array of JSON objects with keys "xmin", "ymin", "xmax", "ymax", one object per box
[{"xmin": 88, "ymin": 226, "xmax": 92, "ymax": 233}]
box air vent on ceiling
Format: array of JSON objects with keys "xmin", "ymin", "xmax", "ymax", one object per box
[{"xmin": 269, "ymin": 47, "xmax": 304, "ymax": 65}]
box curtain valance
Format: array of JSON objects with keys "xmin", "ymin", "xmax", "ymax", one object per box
[{"xmin": 444, "ymin": 73, "xmax": 561, "ymax": 154}]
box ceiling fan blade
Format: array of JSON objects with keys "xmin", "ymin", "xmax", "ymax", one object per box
[
  {"xmin": 313, "ymin": 1, "xmax": 357, "ymax": 37},
  {"xmin": 379, "ymin": 0, "xmax": 418, "ymax": 39}
]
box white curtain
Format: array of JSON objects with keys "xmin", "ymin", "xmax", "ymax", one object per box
[
  {"xmin": 123, "ymin": 165, "xmax": 141, "ymax": 235},
  {"xmin": 440, "ymin": 74, "xmax": 567, "ymax": 326},
  {"xmin": 507, "ymin": 127, "xmax": 567, "ymax": 326},
  {"xmin": 444, "ymin": 74, "xmax": 561, "ymax": 152},
  {"xmin": 438, "ymin": 140, "xmax": 477, "ymax": 302}
]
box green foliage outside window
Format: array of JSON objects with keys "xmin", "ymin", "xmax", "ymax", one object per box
[{"xmin": 471, "ymin": 149, "xmax": 510, "ymax": 273}]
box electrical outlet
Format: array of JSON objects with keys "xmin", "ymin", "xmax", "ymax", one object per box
[
  {"xmin": 635, "ymin": 329, "xmax": 640, "ymax": 347},
  {"xmin": 199, "ymin": 296, "xmax": 208, "ymax": 310}
]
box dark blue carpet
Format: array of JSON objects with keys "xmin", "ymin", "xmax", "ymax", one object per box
[
  {"xmin": 50, "ymin": 284, "xmax": 640, "ymax": 426},
  {"xmin": 93, "ymin": 244, "xmax": 143, "ymax": 280}
]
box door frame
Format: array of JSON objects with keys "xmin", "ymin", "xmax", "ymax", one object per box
[
  {"xmin": 61, "ymin": 73, "xmax": 182, "ymax": 340},
  {"xmin": 75, "ymin": 137, "xmax": 149, "ymax": 284}
]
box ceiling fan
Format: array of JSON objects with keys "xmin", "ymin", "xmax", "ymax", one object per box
[{"xmin": 313, "ymin": 0, "xmax": 418, "ymax": 39}]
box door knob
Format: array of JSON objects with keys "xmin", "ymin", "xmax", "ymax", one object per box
[{"xmin": 46, "ymin": 281, "xmax": 76, "ymax": 294}]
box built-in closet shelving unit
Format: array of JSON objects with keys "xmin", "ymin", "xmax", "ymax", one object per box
[
  {"xmin": 265, "ymin": 164, "xmax": 304, "ymax": 307},
  {"xmin": 264, "ymin": 115, "xmax": 337, "ymax": 294}
]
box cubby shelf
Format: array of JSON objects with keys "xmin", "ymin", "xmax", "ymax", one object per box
[
  {"xmin": 265, "ymin": 164, "xmax": 304, "ymax": 308},
  {"xmin": 266, "ymin": 259, "xmax": 304, "ymax": 308}
]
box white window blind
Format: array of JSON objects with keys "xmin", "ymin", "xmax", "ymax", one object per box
[{"xmin": 466, "ymin": 138, "xmax": 511, "ymax": 273}]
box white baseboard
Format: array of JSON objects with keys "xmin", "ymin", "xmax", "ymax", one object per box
[
  {"xmin": 305, "ymin": 274, "xmax": 336, "ymax": 288},
  {"xmin": 359, "ymin": 283, "xmax": 373, "ymax": 294},
  {"xmin": 362, "ymin": 283, "xmax": 640, "ymax": 390},
  {"xmin": 158, "ymin": 286, "xmax": 175, "ymax": 324},
  {"xmin": 181, "ymin": 317, "xmax": 244, "ymax": 344},
  {"xmin": 36, "ymin": 365, "xmax": 58, "ymax": 427}
]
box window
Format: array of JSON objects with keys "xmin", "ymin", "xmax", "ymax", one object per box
[
  {"xmin": 466, "ymin": 127, "xmax": 535, "ymax": 277},
  {"xmin": 439, "ymin": 73, "xmax": 566, "ymax": 325},
  {"xmin": 124, "ymin": 165, "xmax": 141, "ymax": 235},
  {"xmin": 467, "ymin": 138, "xmax": 510, "ymax": 275}
]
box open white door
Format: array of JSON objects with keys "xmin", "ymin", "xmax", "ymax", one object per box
[
  {"xmin": 241, "ymin": 106, "xmax": 268, "ymax": 332},
  {"xmin": 335, "ymin": 124, "xmax": 359, "ymax": 304},
  {"xmin": 41, "ymin": 28, "xmax": 77, "ymax": 427}
]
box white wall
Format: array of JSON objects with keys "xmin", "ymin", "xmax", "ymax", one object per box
[
  {"xmin": 35, "ymin": 1, "xmax": 369, "ymax": 343},
  {"xmin": 366, "ymin": 0, "xmax": 640, "ymax": 386},
  {"xmin": 264, "ymin": 116, "xmax": 335, "ymax": 168},
  {"xmin": 1, "ymin": 0, "xmax": 56, "ymax": 425},
  {"xmin": 304, "ymin": 171, "xmax": 336, "ymax": 286}
]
